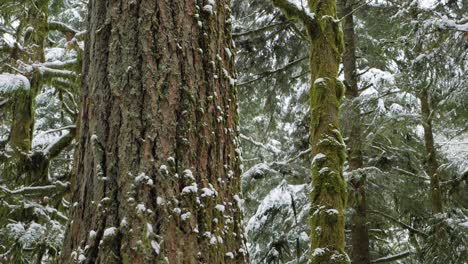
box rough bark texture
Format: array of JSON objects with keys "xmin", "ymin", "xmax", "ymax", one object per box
[
  {"xmin": 338, "ymin": 1, "xmax": 371, "ymax": 263},
  {"xmin": 420, "ymin": 89, "xmax": 442, "ymax": 214},
  {"xmin": 61, "ymin": 0, "xmax": 247, "ymax": 263},
  {"xmin": 271, "ymin": 0, "xmax": 349, "ymax": 263}
]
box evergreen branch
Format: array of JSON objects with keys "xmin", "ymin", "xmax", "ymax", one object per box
[
  {"xmin": 357, "ymin": 82, "xmax": 373, "ymax": 93},
  {"xmin": 271, "ymin": 0, "xmax": 317, "ymax": 29},
  {"xmin": 34, "ymin": 125, "xmax": 76, "ymax": 139},
  {"xmin": 233, "ymin": 21, "xmax": 289, "ymax": 38},
  {"xmin": 288, "ymin": 22, "xmax": 311, "ymax": 43},
  {"xmin": 240, "ymin": 133, "xmax": 282, "ymax": 155},
  {"xmin": 48, "ymin": 21, "xmax": 86, "ymax": 41},
  {"xmin": 238, "ymin": 56, "xmax": 308, "ymax": 86},
  {"xmin": 371, "ymin": 251, "xmax": 411, "ymax": 263},
  {"xmin": 444, "ymin": 169, "xmax": 468, "ymax": 193},
  {"xmin": 48, "ymin": 21, "xmax": 78, "ymax": 35},
  {"xmin": 42, "ymin": 126, "xmax": 76, "ymax": 160},
  {"xmin": 337, "ymin": 0, "xmax": 372, "ymax": 23},
  {"xmin": 33, "ymin": 66, "xmax": 77, "ymax": 80},
  {"xmin": 0, "ymin": 97, "xmax": 9, "ymax": 108},
  {"xmin": 392, "ymin": 167, "xmax": 430, "ymax": 181},
  {"xmin": 356, "ymin": 67, "xmax": 372, "ymax": 77},
  {"xmin": 282, "ymin": 147, "xmax": 312, "ymax": 164},
  {"xmin": 16, "ymin": 61, "xmax": 78, "ymax": 80},
  {"xmin": 369, "ymin": 210, "xmax": 427, "ymax": 237},
  {"xmin": 41, "ymin": 59, "xmax": 78, "ymax": 70},
  {"xmin": 0, "ymin": 184, "xmax": 57, "ymax": 196}
]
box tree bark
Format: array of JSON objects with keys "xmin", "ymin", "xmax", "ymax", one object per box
[
  {"xmin": 420, "ymin": 88, "xmax": 442, "ymax": 214},
  {"xmin": 338, "ymin": 0, "xmax": 371, "ymax": 263},
  {"xmin": 271, "ymin": 0, "xmax": 349, "ymax": 263},
  {"xmin": 61, "ymin": 0, "xmax": 247, "ymax": 263}
]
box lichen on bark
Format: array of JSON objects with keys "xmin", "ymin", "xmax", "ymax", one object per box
[{"xmin": 61, "ymin": 0, "xmax": 247, "ymax": 263}]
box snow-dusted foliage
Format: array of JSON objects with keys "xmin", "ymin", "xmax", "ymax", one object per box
[
  {"xmin": 0, "ymin": 0, "xmax": 86, "ymax": 262},
  {"xmin": 234, "ymin": 0, "xmax": 466, "ymax": 263},
  {"xmin": 0, "ymin": 73, "xmax": 30, "ymax": 94}
]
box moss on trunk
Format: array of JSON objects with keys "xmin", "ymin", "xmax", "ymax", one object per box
[
  {"xmin": 271, "ymin": 0, "xmax": 349, "ymax": 263},
  {"xmin": 6, "ymin": 1, "xmax": 49, "ymax": 183}
]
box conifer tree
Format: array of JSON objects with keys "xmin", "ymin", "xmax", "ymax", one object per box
[{"xmin": 270, "ymin": 0, "xmax": 349, "ymax": 263}]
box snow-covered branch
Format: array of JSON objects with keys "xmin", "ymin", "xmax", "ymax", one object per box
[
  {"xmin": 371, "ymin": 250, "xmax": 411, "ymax": 263},
  {"xmin": 42, "ymin": 126, "xmax": 76, "ymax": 160},
  {"xmin": 433, "ymin": 17, "xmax": 468, "ymax": 32},
  {"xmin": 48, "ymin": 21, "xmax": 78, "ymax": 36},
  {"xmin": 41, "ymin": 59, "xmax": 78, "ymax": 70},
  {"xmin": 369, "ymin": 210, "xmax": 427, "ymax": 237},
  {"xmin": 38, "ymin": 66, "xmax": 77, "ymax": 80},
  {"xmin": 0, "ymin": 184, "xmax": 57, "ymax": 196},
  {"xmin": 271, "ymin": 0, "xmax": 317, "ymax": 29},
  {"xmin": 392, "ymin": 167, "xmax": 430, "ymax": 181},
  {"xmin": 238, "ymin": 56, "xmax": 308, "ymax": 86},
  {"xmin": 281, "ymin": 147, "xmax": 312, "ymax": 164},
  {"xmin": 233, "ymin": 21, "xmax": 290, "ymax": 38},
  {"xmin": 0, "ymin": 73, "xmax": 30, "ymax": 95},
  {"xmin": 240, "ymin": 134, "xmax": 282, "ymax": 155}
]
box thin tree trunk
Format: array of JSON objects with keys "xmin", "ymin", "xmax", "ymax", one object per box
[
  {"xmin": 61, "ymin": 0, "xmax": 247, "ymax": 263},
  {"xmin": 7, "ymin": 1, "xmax": 48, "ymax": 183},
  {"xmin": 420, "ymin": 88, "xmax": 442, "ymax": 214},
  {"xmin": 9, "ymin": 1, "xmax": 48, "ymax": 152},
  {"xmin": 339, "ymin": 0, "xmax": 371, "ymax": 263},
  {"xmin": 271, "ymin": 0, "xmax": 349, "ymax": 263}
]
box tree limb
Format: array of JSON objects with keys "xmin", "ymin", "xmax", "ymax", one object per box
[
  {"xmin": 233, "ymin": 21, "xmax": 290, "ymax": 38},
  {"xmin": 238, "ymin": 56, "xmax": 308, "ymax": 86},
  {"xmin": 42, "ymin": 126, "xmax": 76, "ymax": 160},
  {"xmin": 271, "ymin": 0, "xmax": 317, "ymax": 29},
  {"xmin": 371, "ymin": 251, "xmax": 411, "ymax": 263},
  {"xmin": 240, "ymin": 133, "xmax": 282, "ymax": 155},
  {"xmin": 369, "ymin": 210, "xmax": 427, "ymax": 237},
  {"xmin": 48, "ymin": 21, "xmax": 78, "ymax": 36}
]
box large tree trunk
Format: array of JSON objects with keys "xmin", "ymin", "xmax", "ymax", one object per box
[
  {"xmin": 61, "ymin": 0, "xmax": 246, "ymax": 263},
  {"xmin": 339, "ymin": 1, "xmax": 371, "ymax": 263},
  {"xmin": 420, "ymin": 89, "xmax": 442, "ymax": 214},
  {"xmin": 271, "ymin": 0, "xmax": 349, "ymax": 263}
]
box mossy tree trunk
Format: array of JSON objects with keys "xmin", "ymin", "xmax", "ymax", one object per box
[
  {"xmin": 9, "ymin": 1, "xmax": 48, "ymax": 152},
  {"xmin": 6, "ymin": 0, "xmax": 49, "ymax": 183},
  {"xmin": 338, "ymin": 0, "xmax": 371, "ymax": 263},
  {"xmin": 271, "ymin": 0, "xmax": 349, "ymax": 263},
  {"xmin": 61, "ymin": 0, "xmax": 247, "ymax": 263},
  {"xmin": 420, "ymin": 88, "xmax": 443, "ymax": 214}
]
